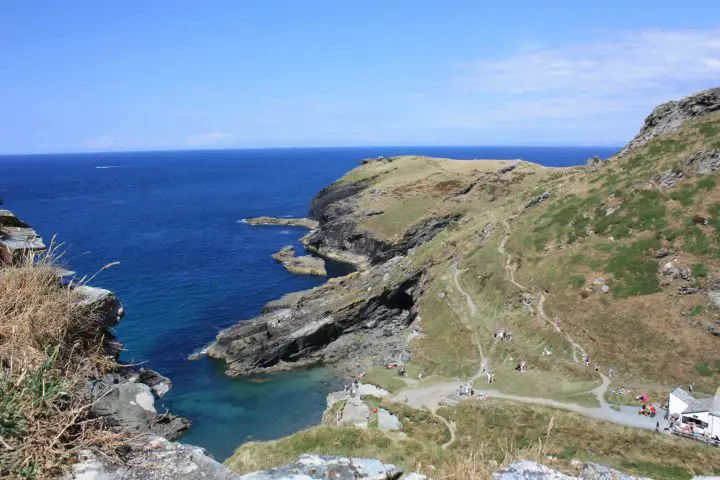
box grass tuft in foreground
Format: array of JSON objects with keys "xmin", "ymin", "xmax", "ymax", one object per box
[{"xmin": 0, "ymin": 251, "xmax": 120, "ymax": 479}]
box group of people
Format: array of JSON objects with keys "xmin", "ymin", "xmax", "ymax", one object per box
[
  {"xmin": 343, "ymin": 379, "xmax": 361, "ymax": 396},
  {"xmin": 639, "ymin": 403, "xmax": 657, "ymax": 418},
  {"xmin": 457, "ymin": 383, "xmax": 488, "ymax": 400},
  {"xmin": 515, "ymin": 360, "xmax": 528, "ymax": 373},
  {"xmin": 494, "ymin": 329, "xmax": 513, "ymax": 341}
]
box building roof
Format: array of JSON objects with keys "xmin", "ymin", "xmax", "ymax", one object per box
[
  {"xmin": 671, "ymin": 388, "xmax": 696, "ymax": 404},
  {"xmin": 682, "ymin": 387, "xmax": 720, "ymax": 416}
]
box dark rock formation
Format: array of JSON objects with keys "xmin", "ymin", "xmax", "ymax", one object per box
[
  {"xmin": 618, "ymin": 87, "xmax": 720, "ymax": 157},
  {"xmin": 524, "ymin": 191, "xmax": 550, "ymax": 209},
  {"xmin": 303, "ymin": 213, "xmax": 462, "ymax": 267},
  {"xmin": 498, "ymin": 163, "xmax": 518, "ymax": 174},
  {"xmin": 207, "ymin": 258, "xmax": 422, "ymax": 377}
]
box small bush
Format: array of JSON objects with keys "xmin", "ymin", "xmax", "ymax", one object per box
[
  {"xmin": 696, "ymin": 361, "xmax": 714, "ymax": 377},
  {"xmin": 689, "ymin": 304, "xmax": 704, "ymax": 316},
  {"xmin": 698, "ymin": 177, "xmax": 717, "ymax": 190},
  {"xmin": 567, "ymin": 275, "xmax": 586, "ymax": 288},
  {"xmin": 691, "ymin": 263, "xmax": 709, "ymax": 278}
]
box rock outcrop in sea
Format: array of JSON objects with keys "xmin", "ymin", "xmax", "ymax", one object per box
[{"xmin": 271, "ymin": 245, "xmax": 327, "ymax": 276}]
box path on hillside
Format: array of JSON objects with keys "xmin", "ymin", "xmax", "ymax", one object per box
[
  {"xmin": 386, "ymin": 212, "xmax": 659, "ymax": 445},
  {"xmin": 497, "ymin": 218, "xmax": 587, "ymax": 363}
]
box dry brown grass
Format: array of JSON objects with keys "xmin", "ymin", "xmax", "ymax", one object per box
[{"xmin": 0, "ymin": 250, "xmax": 121, "ymax": 479}]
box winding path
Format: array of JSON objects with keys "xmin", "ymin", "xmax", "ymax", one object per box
[
  {"xmin": 385, "ymin": 212, "xmax": 666, "ymax": 451},
  {"xmin": 497, "ymin": 218, "xmax": 587, "ymax": 363}
]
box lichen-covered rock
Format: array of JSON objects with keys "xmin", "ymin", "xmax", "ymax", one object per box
[
  {"xmin": 492, "ymin": 461, "xmax": 574, "ymax": 479},
  {"xmin": 685, "ymin": 149, "xmax": 720, "ymax": 175},
  {"xmin": 69, "ymin": 436, "xmax": 240, "ymax": 480},
  {"xmin": 644, "ymin": 169, "xmax": 683, "ymax": 189},
  {"xmin": 87, "ymin": 369, "xmax": 190, "ymax": 440},
  {"xmin": 238, "ymin": 455, "xmax": 403, "ymax": 480}
]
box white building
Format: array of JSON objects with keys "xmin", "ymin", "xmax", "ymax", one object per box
[
  {"xmin": 669, "ymin": 388, "xmax": 695, "ymax": 417},
  {"xmin": 669, "ymin": 386, "xmax": 720, "ymax": 439}
]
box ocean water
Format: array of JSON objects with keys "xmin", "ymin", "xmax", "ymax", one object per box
[{"xmin": 0, "ymin": 145, "xmax": 618, "ymax": 460}]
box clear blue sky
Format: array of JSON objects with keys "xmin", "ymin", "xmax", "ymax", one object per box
[{"xmin": 1, "ymin": 1, "xmax": 719, "ymax": 154}]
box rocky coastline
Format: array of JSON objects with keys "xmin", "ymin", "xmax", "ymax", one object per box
[{"xmin": 206, "ymin": 166, "xmax": 461, "ymax": 379}]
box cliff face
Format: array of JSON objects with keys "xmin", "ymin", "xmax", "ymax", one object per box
[{"xmin": 206, "ymin": 256, "xmax": 423, "ymax": 377}]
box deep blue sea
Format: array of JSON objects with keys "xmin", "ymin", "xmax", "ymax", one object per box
[{"xmin": 0, "ymin": 146, "xmax": 618, "ymax": 460}]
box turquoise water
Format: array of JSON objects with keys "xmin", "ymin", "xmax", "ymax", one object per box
[{"xmin": 0, "ymin": 145, "xmax": 618, "ymax": 460}]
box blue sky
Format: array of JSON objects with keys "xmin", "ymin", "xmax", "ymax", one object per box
[{"xmin": 1, "ymin": 1, "xmax": 719, "ymax": 154}]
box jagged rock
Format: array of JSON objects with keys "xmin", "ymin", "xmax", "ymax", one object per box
[
  {"xmin": 272, "ymin": 245, "xmax": 327, "ymax": 276},
  {"xmin": 524, "ymin": 192, "xmax": 550, "ymax": 209},
  {"xmin": 499, "ymin": 163, "xmax": 518, "ymax": 174},
  {"xmin": 618, "ymin": 87, "xmax": 720, "ymax": 157},
  {"xmin": 0, "ymin": 209, "xmax": 46, "ymax": 263},
  {"xmin": 239, "ymin": 455, "xmax": 403, "ymax": 480},
  {"xmin": 645, "ymin": 169, "xmax": 683, "ymax": 189},
  {"xmin": 478, "ymin": 222, "xmax": 495, "ymax": 242},
  {"xmin": 654, "ymin": 248, "xmax": 673, "ymax": 259},
  {"xmin": 378, "ymin": 408, "xmax": 401, "ymax": 431},
  {"xmin": 685, "ymin": 149, "xmax": 720, "ymax": 175},
  {"xmin": 207, "ymin": 259, "xmax": 422, "ymax": 376},
  {"xmin": 87, "ymin": 369, "xmax": 190, "ymax": 440},
  {"xmin": 244, "ymin": 216, "xmax": 319, "ymax": 229},
  {"xmin": 68, "ymin": 436, "xmax": 240, "ymax": 480},
  {"xmin": 679, "ymin": 286, "xmax": 702, "ymax": 295},
  {"xmin": 75, "ymin": 286, "xmax": 125, "ymax": 330}
]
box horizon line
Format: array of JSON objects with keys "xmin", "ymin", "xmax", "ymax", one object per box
[{"xmin": 0, "ymin": 143, "xmax": 624, "ymax": 158}]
